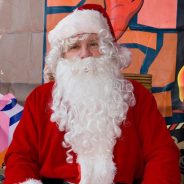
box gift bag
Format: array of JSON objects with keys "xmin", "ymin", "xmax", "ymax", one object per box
[{"xmin": 0, "ymin": 93, "xmax": 23, "ymax": 166}]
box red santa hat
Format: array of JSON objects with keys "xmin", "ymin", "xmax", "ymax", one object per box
[{"xmin": 48, "ymin": 4, "xmax": 116, "ymax": 47}]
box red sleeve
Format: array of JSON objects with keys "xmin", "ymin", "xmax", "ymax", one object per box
[
  {"xmin": 4, "ymin": 88, "xmax": 41, "ymax": 184},
  {"xmin": 132, "ymin": 81, "xmax": 181, "ymax": 184}
]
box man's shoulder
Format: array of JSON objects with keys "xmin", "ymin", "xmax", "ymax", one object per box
[
  {"xmin": 27, "ymin": 81, "xmax": 55, "ymax": 102},
  {"xmin": 128, "ymin": 79, "xmax": 153, "ymax": 104},
  {"xmin": 34, "ymin": 81, "xmax": 55, "ymax": 93},
  {"xmin": 129, "ymin": 79, "xmax": 151, "ymax": 95}
]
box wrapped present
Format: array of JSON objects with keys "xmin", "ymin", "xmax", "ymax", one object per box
[{"xmin": 0, "ymin": 93, "xmax": 23, "ymax": 166}]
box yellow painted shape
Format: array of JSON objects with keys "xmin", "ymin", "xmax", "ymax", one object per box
[{"xmin": 178, "ymin": 65, "xmax": 184, "ymax": 102}]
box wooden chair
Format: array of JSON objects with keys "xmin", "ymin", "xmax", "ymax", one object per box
[{"xmin": 123, "ymin": 73, "xmax": 152, "ymax": 91}]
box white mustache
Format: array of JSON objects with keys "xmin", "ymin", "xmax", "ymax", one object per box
[
  {"xmin": 57, "ymin": 55, "xmax": 112, "ymax": 75},
  {"xmin": 71, "ymin": 58, "xmax": 97, "ymax": 73}
]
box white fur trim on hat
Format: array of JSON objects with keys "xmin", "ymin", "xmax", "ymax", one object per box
[
  {"xmin": 48, "ymin": 9, "xmax": 112, "ymax": 46},
  {"xmin": 19, "ymin": 178, "xmax": 42, "ymax": 184}
]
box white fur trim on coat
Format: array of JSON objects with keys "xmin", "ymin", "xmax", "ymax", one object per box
[
  {"xmin": 19, "ymin": 178, "xmax": 42, "ymax": 184},
  {"xmin": 48, "ymin": 9, "xmax": 112, "ymax": 47}
]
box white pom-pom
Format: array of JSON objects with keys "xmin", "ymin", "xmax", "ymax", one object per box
[{"xmin": 19, "ymin": 178, "xmax": 42, "ymax": 184}]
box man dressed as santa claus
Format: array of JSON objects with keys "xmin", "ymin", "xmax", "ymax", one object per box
[{"xmin": 4, "ymin": 4, "xmax": 181, "ymax": 184}]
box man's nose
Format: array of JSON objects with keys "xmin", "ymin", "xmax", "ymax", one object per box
[{"xmin": 79, "ymin": 46, "xmax": 92, "ymax": 59}]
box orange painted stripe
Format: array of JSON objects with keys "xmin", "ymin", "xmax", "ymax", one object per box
[
  {"xmin": 47, "ymin": 0, "xmax": 104, "ymax": 7},
  {"xmin": 118, "ymin": 29, "xmax": 157, "ymax": 50},
  {"xmin": 85, "ymin": 0, "xmax": 104, "ymax": 7},
  {"xmin": 47, "ymin": 13, "xmax": 68, "ymax": 32},
  {"xmin": 47, "ymin": 0, "xmax": 80, "ymax": 7}
]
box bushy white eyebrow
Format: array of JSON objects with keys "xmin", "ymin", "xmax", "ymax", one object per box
[{"xmin": 62, "ymin": 34, "xmax": 99, "ymax": 53}]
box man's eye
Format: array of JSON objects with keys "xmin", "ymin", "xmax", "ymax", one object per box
[
  {"xmin": 69, "ymin": 45, "xmax": 80, "ymax": 50},
  {"xmin": 89, "ymin": 42, "xmax": 99, "ymax": 47}
]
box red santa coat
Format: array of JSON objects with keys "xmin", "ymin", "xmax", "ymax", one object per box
[{"xmin": 4, "ymin": 80, "xmax": 181, "ymax": 184}]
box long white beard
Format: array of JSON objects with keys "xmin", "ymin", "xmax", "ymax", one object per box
[{"xmin": 51, "ymin": 55, "xmax": 135, "ymax": 184}]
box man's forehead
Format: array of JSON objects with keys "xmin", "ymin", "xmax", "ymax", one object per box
[{"xmin": 69, "ymin": 33, "xmax": 99, "ymax": 41}]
